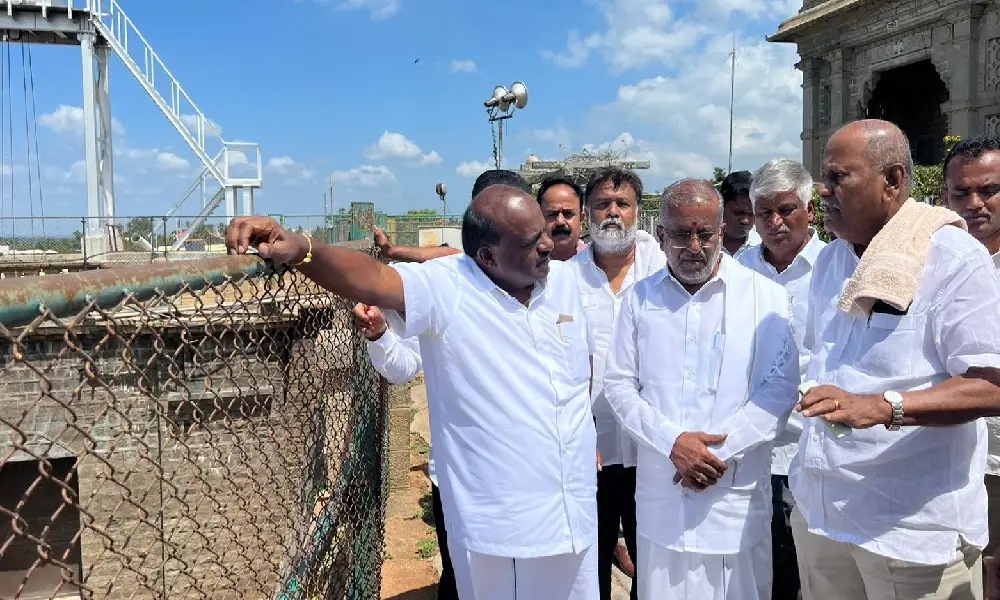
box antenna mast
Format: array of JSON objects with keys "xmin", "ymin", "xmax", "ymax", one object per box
[{"xmin": 728, "ymin": 32, "xmax": 737, "ymax": 174}]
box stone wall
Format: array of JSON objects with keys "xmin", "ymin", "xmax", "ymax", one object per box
[
  {"xmin": 782, "ymin": 0, "xmax": 1000, "ymax": 175},
  {"xmin": 0, "ymin": 308, "xmax": 384, "ymax": 599}
]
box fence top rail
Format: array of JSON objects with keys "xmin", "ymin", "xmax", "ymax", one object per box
[{"xmin": 0, "ymin": 254, "xmax": 272, "ymax": 328}]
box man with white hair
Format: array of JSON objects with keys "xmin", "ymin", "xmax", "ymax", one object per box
[
  {"xmin": 738, "ymin": 158, "xmax": 826, "ymax": 600},
  {"xmin": 567, "ymin": 166, "xmax": 665, "ymax": 600},
  {"xmin": 605, "ymin": 178, "xmax": 799, "ymax": 599}
]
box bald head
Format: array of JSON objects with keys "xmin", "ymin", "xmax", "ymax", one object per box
[
  {"xmin": 831, "ymin": 119, "xmax": 914, "ymax": 192},
  {"xmin": 462, "ymin": 185, "xmax": 537, "ymax": 257},
  {"xmin": 659, "ymin": 178, "xmax": 724, "ymax": 228}
]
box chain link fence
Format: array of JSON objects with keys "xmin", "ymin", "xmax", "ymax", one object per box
[{"xmin": 0, "ymin": 244, "xmax": 389, "ymax": 600}]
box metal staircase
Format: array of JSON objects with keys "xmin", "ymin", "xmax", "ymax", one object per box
[
  {"xmin": 2, "ymin": 0, "xmax": 262, "ymax": 253},
  {"xmin": 86, "ymin": 0, "xmax": 262, "ymax": 250},
  {"xmin": 88, "ymin": 0, "xmax": 261, "ymax": 186}
]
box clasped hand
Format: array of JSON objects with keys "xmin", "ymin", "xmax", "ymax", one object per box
[{"xmin": 670, "ymin": 432, "xmax": 728, "ymax": 491}]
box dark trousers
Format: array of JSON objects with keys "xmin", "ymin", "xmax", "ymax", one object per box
[
  {"xmin": 771, "ymin": 474, "xmax": 800, "ymax": 600},
  {"xmin": 597, "ymin": 464, "xmax": 638, "ymax": 600},
  {"xmin": 431, "ymin": 483, "xmax": 459, "ymax": 600}
]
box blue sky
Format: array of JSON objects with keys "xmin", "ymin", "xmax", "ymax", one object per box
[{"xmin": 10, "ymin": 0, "xmax": 804, "ymax": 222}]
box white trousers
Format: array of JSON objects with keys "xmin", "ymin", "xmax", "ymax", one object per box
[
  {"xmin": 448, "ymin": 537, "xmax": 599, "ymax": 600},
  {"xmin": 636, "ymin": 534, "xmax": 772, "ymax": 600}
]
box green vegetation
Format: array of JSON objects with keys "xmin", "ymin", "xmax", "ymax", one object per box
[{"xmin": 416, "ymin": 536, "xmax": 438, "ymax": 559}]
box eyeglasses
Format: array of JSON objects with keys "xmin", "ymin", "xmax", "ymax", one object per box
[{"xmin": 664, "ymin": 230, "xmax": 720, "ymax": 249}]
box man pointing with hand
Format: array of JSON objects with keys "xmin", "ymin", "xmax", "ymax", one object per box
[{"xmin": 226, "ymin": 184, "xmax": 600, "ymax": 600}]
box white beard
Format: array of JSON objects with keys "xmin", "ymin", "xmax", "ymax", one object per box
[
  {"xmin": 590, "ymin": 216, "xmax": 638, "ymax": 255},
  {"xmin": 671, "ymin": 247, "xmax": 722, "ymax": 285}
]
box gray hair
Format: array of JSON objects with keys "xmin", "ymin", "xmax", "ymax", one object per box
[
  {"xmin": 659, "ymin": 178, "xmax": 724, "ymax": 227},
  {"xmin": 750, "ymin": 158, "xmax": 814, "ymax": 208}
]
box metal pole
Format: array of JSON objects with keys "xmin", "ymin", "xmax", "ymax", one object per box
[{"xmin": 728, "ymin": 32, "xmax": 737, "ymax": 174}]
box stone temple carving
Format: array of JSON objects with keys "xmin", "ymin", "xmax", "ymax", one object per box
[{"xmin": 771, "ymin": 0, "xmax": 998, "ymax": 176}]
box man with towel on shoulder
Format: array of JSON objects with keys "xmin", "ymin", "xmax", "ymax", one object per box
[{"xmin": 789, "ymin": 119, "xmax": 1000, "ymax": 600}]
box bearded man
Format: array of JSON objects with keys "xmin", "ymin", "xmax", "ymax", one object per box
[{"xmin": 567, "ymin": 166, "xmax": 665, "ymax": 600}]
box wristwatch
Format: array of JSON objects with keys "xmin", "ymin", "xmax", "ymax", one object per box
[{"xmin": 883, "ymin": 390, "xmax": 904, "ymax": 431}]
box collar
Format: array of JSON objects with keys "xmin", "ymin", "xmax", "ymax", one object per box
[
  {"xmin": 993, "ymin": 250, "xmax": 1000, "ymax": 270},
  {"xmin": 462, "ymin": 254, "xmax": 548, "ymax": 301},
  {"xmin": 755, "ymin": 228, "xmax": 825, "ymax": 269}
]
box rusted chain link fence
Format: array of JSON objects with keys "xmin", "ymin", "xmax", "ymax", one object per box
[{"xmin": 0, "ymin": 244, "xmax": 389, "ymax": 600}]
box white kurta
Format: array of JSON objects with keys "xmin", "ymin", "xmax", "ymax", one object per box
[
  {"xmin": 566, "ymin": 230, "xmax": 666, "ymax": 467},
  {"xmin": 366, "ymin": 329, "xmax": 436, "ymax": 484},
  {"xmin": 604, "ymin": 255, "xmax": 800, "ymax": 599},
  {"xmin": 791, "ymin": 227, "xmax": 1000, "ymax": 565},
  {"xmin": 385, "ymin": 254, "xmax": 599, "ymax": 599},
  {"xmin": 738, "ymin": 230, "xmax": 826, "ymax": 475}
]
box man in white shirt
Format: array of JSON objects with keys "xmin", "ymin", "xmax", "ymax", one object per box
[
  {"xmin": 738, "ymin": 158, "xmax": 826, "ymax": 600},
  {"xmin": 719, "ymin": 170, "xmax": 762, "ymax": 259},
  {"xmin": 226, "ymin": 184, "xmax": 599, "ymax": 600},
  {"xmin": 604, "ymin": 178, "xmax": 800, "ymax": 600},
  {"xmin": 354, "ymin": 302, "xmax": 460, "ymax": 600},
  {"xmin": 567, "ymin": 166, "xmax": 666, "ymax": 600},
  {"xmin": 791, "ymin": 119, "xmax": 1000, "ymax": 600},
  {"xmin": 942, "ymin": 135, "xmax": 1000, "ymax": 597}
]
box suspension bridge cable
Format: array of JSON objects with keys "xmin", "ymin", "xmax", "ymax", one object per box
[
  {"xmin": 26, "ymin": 44, "xmax": 43, "ymax": 236},
  {"xmin": 0, "ymin": 39, "xmax": 7, "ymax": 234},
  {"xmin": 20, "ymin": 44, "xmax": 35, "ymax": 237},
  {"xmin": 7, "ymin": 40, "xmax": 16, "ymax": 241}
]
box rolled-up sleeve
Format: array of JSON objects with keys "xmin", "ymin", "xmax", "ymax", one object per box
[
  {"xmin": 367, "ymin": 330, "xmax": 423, "ymax": 385},
  {"xmin": 384, "ymin": 259, "xmax": 461, "ymax": 339},
  {"xmin": 714, "ymin": 325, "xmax": 799, "ymax": 463},
  {"xmin": 603, "ymin": 290, "xmax": 684, "ymax": 459}
]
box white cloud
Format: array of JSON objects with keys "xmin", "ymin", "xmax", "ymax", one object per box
[
  {"xmin": 456, "ymin": 160, "xmax": 492, "ymax": 178},
  {"xmin": 157, "ymin": 152, "xmax": 190, "ymax": 171},
  {"xmin": 364, "ymin": 131, "xmax": 443, "ymax": 166},
  {"xmin": 39, "ymin": 104, "xmax": 126, "ymax": 138},
  {"xmin": 598, "ymin": 35, "xmax": 802, "ymax": 170},
  {"xmin": 180, "ymin": 113, "xmax": 222, "ymax": 138},
  {"xmin": 541, "ymin": 0, "xmax": 797, "ymax": 72},
  {"xmin": 266, "ymin": 156, "xmax": 317, "ymax": 182},
  {"xmin": 332, "ymin": 164, "xmax": 396, "ymax": 188},
  {"xmin": 450, "ymin": 59, "xmax": 478, "ymax": 73},
  {"xmin": 340, "ymin": 0, "xmax": 398, "ymax": 19}
]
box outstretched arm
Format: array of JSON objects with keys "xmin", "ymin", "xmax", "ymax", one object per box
[
  {"xmin": 375, "ymin": 228, "xmax": 461, "ymax": 263},
  {"xmin": 226, "ymin": 217, "xmax": 405, "ymax": 312}
]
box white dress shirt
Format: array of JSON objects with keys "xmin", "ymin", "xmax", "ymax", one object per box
[
  {"xmin": 738, "ymin": 230, "xmax": 827, "ymax": 475},
  {"xmin": 567, "ymin": 230, "xmax": 667, "ymax": 468},
  {"xmin": 989, "ymin": 250, "xmax": 1000, "ymax": 477},
  {"xmin": 724, "ymin": 228, "xmax": 762, "ymax": 260},
  {"xmin": 366, "ymin": 329, "xmax": 438, "ymax": 485},
  {"xmin": 604, "ymin": 254, "xmax": 799, "ymax": 554},
  {"xmin": 385, "ymin": 255, "xmax": 597, "ymax": 559},
  {"xmin": 790, "ymin": 227, "xmax": 1000, "ymax": 565}
]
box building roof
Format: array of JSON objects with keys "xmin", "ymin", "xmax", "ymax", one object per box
[{"xmin": 769, "ymin": 0, "xmax": 868, "ymax": 43}]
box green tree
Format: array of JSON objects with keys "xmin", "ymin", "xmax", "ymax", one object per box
[{"xmin": 710, "ymin": 166, "xmax": 727, "ymax": 189}]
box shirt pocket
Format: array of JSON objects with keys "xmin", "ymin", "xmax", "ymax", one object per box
[
  {"xmin": 851, "ymin": 312, "xmax": 922, "ymax": 380},
  {"xmin": 555, "ymin": 317, "xmax": 591, "ymax": 384}
]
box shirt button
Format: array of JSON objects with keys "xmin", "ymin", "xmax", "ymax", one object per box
[
  {"xmin": 685, "ymin": 372, "xmax": 692, "ymax": 380},
  {"xmin": 684, "ymin": 412, "xmax": 691, "ymax": 419},
  {"xmin": 687, "ymin": 335, "xmax": 695, "ymax": 343}
]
